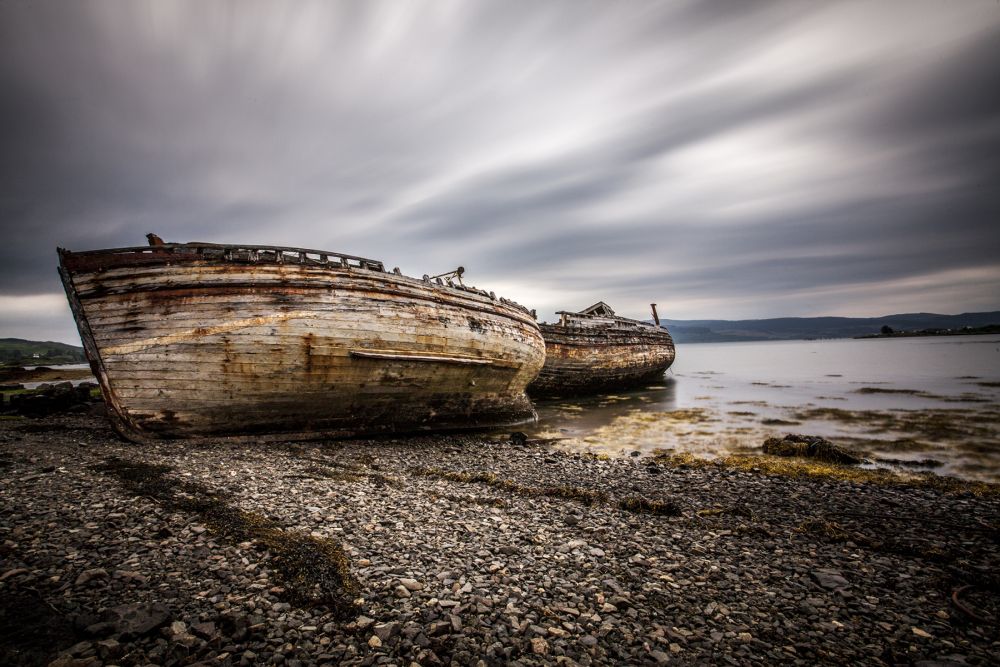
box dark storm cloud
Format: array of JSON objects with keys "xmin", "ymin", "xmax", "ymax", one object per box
[{"xmin": 0, "ymin": 0, "xmax": 998, "ymax": 343}]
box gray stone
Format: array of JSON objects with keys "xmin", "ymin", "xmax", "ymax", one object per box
[
  {"xmin": 102, "ymin": 602, "xmax": 171, "ymax": 639},
  {"xmin": 811, "ymin": 569, "xmax": 850, "ymax": 590}
]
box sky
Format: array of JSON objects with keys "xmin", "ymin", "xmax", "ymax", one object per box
[{"xmin": 1, "ymin": 0, "xmax": 999, "ymax": 345}]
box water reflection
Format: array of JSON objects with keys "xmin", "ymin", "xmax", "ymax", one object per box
[{"xmin": 516, "ymin": 336, "xmax": 1000, "ymax": 482}]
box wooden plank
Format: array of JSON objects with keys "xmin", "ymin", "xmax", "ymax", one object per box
[
  {"xmin": 529, "ymin": 311, "xmax": 675, "ymax": 396},
  {"xmin": 60, "ymin": 247, "xmax": 545, "ymax": 442}
]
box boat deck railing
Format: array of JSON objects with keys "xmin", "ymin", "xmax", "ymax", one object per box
[
  {"xmin": 61, "ymin": 242, "xmax": 536, "ymax": 317},
  {"xmin": 67, "ymin": 242, "xmax": 387, "ymax": 271},
  {"xmin": 559, "ymin": 316, "xmax": 662, "ymax": 330}
]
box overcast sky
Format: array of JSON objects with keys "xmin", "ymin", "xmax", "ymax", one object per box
[{"xmin": 2, "ymin": 0, "xmax": 999, "ymax": 344}]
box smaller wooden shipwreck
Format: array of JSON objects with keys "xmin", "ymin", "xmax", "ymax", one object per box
[
  {"xmin": 528, "ymin": 301, "xmax": 676, "ymax": 396},
  {"xmin": 58, "ymin": 238, "xmax": 546, "ymax": 442}
]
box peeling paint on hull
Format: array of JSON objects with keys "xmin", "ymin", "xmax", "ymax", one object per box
[
  {"xmin": 528, "ymin": 303, "xmax": 675, "ymax": 396},
  {"xmin": 58, "ymin": 243, "xmax": 545, "ymax": 442}
]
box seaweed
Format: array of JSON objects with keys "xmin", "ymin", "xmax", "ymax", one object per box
[
  {"xmin": 92, "ymin": 458, "xmax": 360, "ymax": 614},
  {"xmin": 854, "ymin": 387, "xmax": 929, "ymax": 396},
  {"xmin": 649, "ymin": 451, "xmax": 716, "ymax": 469},
  {"xmin": 796, "ymin": 518, "xmax": 875, "ymax": 546},
  {"xmin": 649, "ymin": 451, "xmax": 999, "ymax": 496},
  {"xmin": 429, "ymin": 492, "xmax": 508, "ymax": 508},
  {"xmin": 618, "ymin": 496, "xmax": 681, "ymax": 516},
  {"xmin": 794, "ymin": 406, "xmax": 1000, "ymax": 442},
  {"xmin": 412, "ymin": 466, "xmax": 681, "ymax": 516}
]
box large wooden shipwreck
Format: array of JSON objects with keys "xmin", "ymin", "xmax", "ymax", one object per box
[
  {"xmin": 528, "ymin": 301, "xmax": 676, "ymax": 396},
  {"xmin": 58, "ymin": 238, "xmax": 545, "ymax": 442}
]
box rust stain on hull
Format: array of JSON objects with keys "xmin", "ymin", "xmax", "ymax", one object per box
[
  {"xmin": 58, "ymin": 241, "xmax": 545, "ymax": 443},
  {"xmin": 528, "ymin": 301, "xmax": 676, "ymax": 396}
]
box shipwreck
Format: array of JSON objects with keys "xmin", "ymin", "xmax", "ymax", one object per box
[
  {"xmin": 528, "ymin": 301, "xmax": 676, "ymax": 396},
  {"xmin": 58, "ymin": 238, "xmax": 545, "ymax": 442}
]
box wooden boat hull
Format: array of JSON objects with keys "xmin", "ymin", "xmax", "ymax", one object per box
[
  {"xmin": 58, "ymin": 244, "xmax": 545, "ymax": 442},
  {"xmin": 529, "ymin": 324, "xmax": 675, "ymax": 396}
]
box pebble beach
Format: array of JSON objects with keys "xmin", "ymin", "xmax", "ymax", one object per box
[{"xmin": 1, "ymin": 411, "xmax": 998, "ymax": 666}]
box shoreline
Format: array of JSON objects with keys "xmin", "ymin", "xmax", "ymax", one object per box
[
  {"xmin": 1, "ymin": 413, "xmax": 998, "ymax": 665},
  {"xmin": 0, "ymin": 366, "xmax": 95, "ymax": 384},
  {"xmin": 854, "ymin": 329, "xmax": 1000, "ymax": 340}
]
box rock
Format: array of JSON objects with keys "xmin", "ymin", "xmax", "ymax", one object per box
[
  {"xmin": 649, "ymin": 650, "xmax": 670, "ymax": 664},
  {"xmin": 374, "ymin": 622, "xmax": 401, "ymax": 642},
  {"xmin": 354, "ymin": 616, "xmax": 376, "ymax": 631},
  {"xmin": 429, "ymin": 621, "xmax": 451, "ymax": 637},
  {"xmin": 102, "ymin": 602, "xmax": 171, "ymax": 639},
  {"xmin": 399, "ymin": 577, "xmax": 424, "ymax": 591},
  {"xmin": 74, "ymin": 568, "xmax": 109, "ymax": 586},
  {"xmin": 395, "ymin": 584, "xmax": 412, "ymax": 598},
  {"xmin": 0, "ymin": 568, "xmax": 29, "ymax": 581},
  {"xmin": 762, "ymin": 434, "xmax": 862, "ymax": 465},
  {"xmin": 530, "ymin": 637, "xmax": 549, "ymax": 655},
  {"xmin": 811, "ymin": 569, "xmax": 850, "ymax": 590},
  {"xmin": 10, "ymin": 381, "xmax": 94, "ymax": 417},
  {"xmin": 580, "ymin": 635, "xmax": 597, "ymax": 647},
  {"xmin": 95, "ymin": 638, "xmax": 121, "ymax": 660},
  {"xmin": 190, "ymin": 621, "xmax": 217, "ymax": 639},
  {"xmin": 912, "ymin": 627, "xmax": 933, "ymax": 639},
  {"xmin": 368, "ymin": 635, "xmax": 382, "ymax": 648},
  {"xmin": 510, "ymin": 432, "xmax": 528, "ymax": 445},
  {"xmin": 914, "ymin": 656, "xmax": 969, "ymax": 667}
]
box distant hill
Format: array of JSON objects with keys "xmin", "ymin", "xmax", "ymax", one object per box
[
  {"xmin": 657, "ymin": 312, "xmax": 1000, "ymax": 344},
  {"xmin": 0, "ymin": 338, "xmax": 87, "ymax": 366}
]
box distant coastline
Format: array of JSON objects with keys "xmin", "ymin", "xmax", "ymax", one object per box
[
  {"xmin": 855, "ymin": 324, "xmax": 1000, "ymax": 339},
  {"xmin": 657, "ymin": 310, "xmax": 1000, "ymax": 344}
]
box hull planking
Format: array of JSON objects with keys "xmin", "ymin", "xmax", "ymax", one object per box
[
  {"xmin": 58, "ymin": 243, "xmax": 545, "ymax": 442},
  {"xmin": 528, "ymin": 302, "xmax": 675, "ymax": 396}
]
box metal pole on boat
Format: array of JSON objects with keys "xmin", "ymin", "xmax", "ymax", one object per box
[{"xmin": 650, "ymin": 303, "xmax": 661, "ymax": 327}]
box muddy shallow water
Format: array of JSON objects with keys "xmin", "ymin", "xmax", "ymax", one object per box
[{"xmin": 521, "ymin": 335, "xmax": 1000, "ymax": 482}]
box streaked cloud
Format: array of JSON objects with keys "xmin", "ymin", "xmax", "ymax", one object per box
[{"xmin": 1, "ymin": 0, "xmax": 998, "ymax": 343}]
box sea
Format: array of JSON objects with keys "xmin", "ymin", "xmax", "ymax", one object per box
[{"xmin": 525, "ymin": 335, "xmax": 1000, "ymax": 482}]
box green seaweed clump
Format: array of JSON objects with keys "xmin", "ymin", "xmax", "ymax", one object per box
[
  {"xmin": 762, "ymin": 434, "xmax": 863, "ymax": 465},
  {"xmin": 649, "ymin": 451, "xmax": 717, "ymax": 469}
]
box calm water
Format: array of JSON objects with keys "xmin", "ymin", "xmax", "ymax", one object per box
[{"xmin": 525, "ymin": 335, "xmax": 1000, "ymax": 482}]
